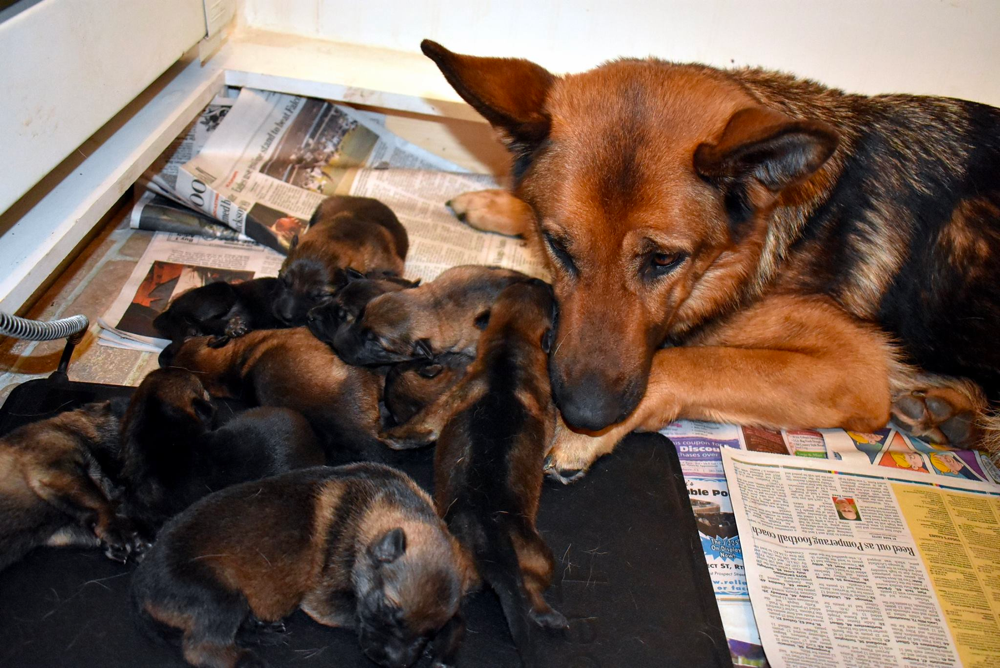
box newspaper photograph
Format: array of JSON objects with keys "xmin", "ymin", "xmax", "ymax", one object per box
[
  {"xmin": 723, "ymin": 448, "xmax": 1000, "ymax": 668},
  {"xmin": 98, "ymin": 233, "xmax": 284, "ymax": 352}
]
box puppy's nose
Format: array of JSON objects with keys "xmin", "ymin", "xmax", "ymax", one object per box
[{"xmin": 552, "ymin": 371, "xmax": 637, "ymax": 432}]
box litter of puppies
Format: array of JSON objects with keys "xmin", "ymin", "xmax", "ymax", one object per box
[{"xmin": 0, "ymin": 194, "xmax": 567, "ymax": 668}]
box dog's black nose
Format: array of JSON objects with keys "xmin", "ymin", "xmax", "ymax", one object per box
[{"xmin": 552, "ymin": 371, "xmax": 636, "ymax": 432}]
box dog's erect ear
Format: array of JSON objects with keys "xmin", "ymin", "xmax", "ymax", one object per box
[
  {"xmin": 694, "ymin": 107, "xmax": 838, "ymax": 195},
  {"xmin": 421, "ymin": 40, "xmax": 555, "ymax": 153},
  {"xmin": 370, "ymin": 528, "xmax": 407, "ymax": 564}
]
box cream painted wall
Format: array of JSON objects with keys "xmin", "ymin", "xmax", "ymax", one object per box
[{"xmin": 241, "ymin": 0, "xmax": 1000, "ymax": 106}]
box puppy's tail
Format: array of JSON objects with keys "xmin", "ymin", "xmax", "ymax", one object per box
[{"xmin": 465, "ymin": 518, "xmax": 537, "ymax": 667}]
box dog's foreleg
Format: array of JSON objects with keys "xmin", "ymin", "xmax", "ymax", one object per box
[{"xmin": 548, "ymin": 295, "xmax": 895, "ymax": 479}]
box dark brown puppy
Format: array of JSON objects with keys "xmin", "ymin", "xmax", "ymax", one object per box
[
  {"xmin": 383, "ymin": 280, "xmax": 566, "ymax": 666},
  {"xmin": 382, "ymin": 353, "xmax": 474, "ymax": 426},
  {"xmin": 273, "ymin": 196, "xmax": 409, "ymax": 326},
  {"xmin": 131, "ymin": 464, "xmax": 475, "ymax": 668},
  {"xmin": 306, "ymin": 271, "xmax": 419, "ymax": 347},
  {"xmin": 118, "ymin": 368, "xmax": 324, "ymax": 534},
  {"xmin": 163, "ymin": 328, "xmax": 385, "ymax": 461},
  {"xmin": 0, "ymin": 402, "xmax": 143, "ymax": 571},
  {"xmin": 422, "ymin": 40, "xmax": 1000, "ymax": 475},
  {"xmin": 333, "ymin": 265, "xmax": 529, "ymax": 366},
  {"xmin": 153, "ymin": 277, "xmax": 282, "ymax": 350}
]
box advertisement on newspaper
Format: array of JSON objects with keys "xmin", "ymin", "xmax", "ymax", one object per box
[{"xmin": 723, "ymin": 448, "xmax": 1000, "ymax": 668}]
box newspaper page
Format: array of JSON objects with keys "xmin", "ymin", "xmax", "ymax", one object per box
[
  {"xmin": 722, "ymin": 447, "xmax": 1000, "ymax": 668},
  {"xmin": 98, "ymin": 233, "xmax": 284, "ymax": 352},
  {"xmin": 175, "ymin": 88, "xmax": 465, "ymax": 252}
]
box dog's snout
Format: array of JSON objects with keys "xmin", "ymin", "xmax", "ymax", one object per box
[{"xmin": 552, "ymin": 370, "xmax": 641, "ymax": 432}]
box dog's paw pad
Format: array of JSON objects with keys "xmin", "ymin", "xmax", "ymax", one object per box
[
  {"xmin": 892, "ymin": 389, "xmax": 979, "ymax": 447},
  {"xmin": 544, "ymin": 457, "xmax": 587, "ymax": 485}
]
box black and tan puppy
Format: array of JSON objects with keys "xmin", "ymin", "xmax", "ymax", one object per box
[
  {"xmin": 306, "ymin": 271, "xmax": 419, "ymax": 347},
  {"xmin": 383, "ymin": 280, "xmax": 567, "ymax": 665},
  {"xmin": 132, "ymin": 464, "xmax": 475, "ymax": 668},
  {"xmin": 0, "ymin": 402, "xmax": 143, "ymax": 571},
  {"xmin": 153, "ymin": 277, "xmax": 282, "ymax": 351},
  {"xmin": 118, "ymin": 368, "xmax": 324, "ymax": 533},
  {"xmin": 382, "ymin": 353, "xmax": 474, "ymax": 426},
  {"xmin": 163, "ymin": 328, "xmax": 386, "ymax": 461},
  {"xmin": 273, "ymin": 196, "xmax": 409, "ymax": 326},
  {"xmin": 333, "ymin": 265, "xmax": 529, "ymax": 366}
]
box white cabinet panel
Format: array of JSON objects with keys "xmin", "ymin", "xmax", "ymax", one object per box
[{"xmin": 0, "ymin": 0, "xmax": 208, "ymax": 214}]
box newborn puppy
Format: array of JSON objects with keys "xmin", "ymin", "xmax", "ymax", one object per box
[
  {"xmin": 163, "ymin": 328, "xmax": 385, "ymax": 461},
  {"xmin": 307, "ymin": 271, "xmax": 419, "ymax": 346},
  {"xmin": 383, "ymin": 280, "xmax": 567, "ymax": 665},
  {"xmin": 132, "ymin": 464, "xmax": 474, "ymax": 668},
  {"xmin": 153, "ymin": 277, "xmax": 282, "ymax": 348},
  {"xmin": 0, "ymin": 402, "xmax": 143, "ymax": 571},
  {"xmin": 118, "ymin": 368, "xmax": 324, "ymax": 533},
  {"xmin": 382, "ymin": 353, "xmax": 474, "ymax": 426},
  {"xmin": 273, "ymin": 196, "xmax": 409, "ymax": 326},
  {"xmin": 334, "ymin": 265, "xmax": 529, "ymax": 366}
]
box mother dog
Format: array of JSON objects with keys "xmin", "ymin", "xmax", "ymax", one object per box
[{"xmin": 421, "ymin": 40, "xmax": 1000, "ymax": 479}]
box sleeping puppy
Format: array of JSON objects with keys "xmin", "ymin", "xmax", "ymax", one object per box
[
  {"xmin": 272, "ymin": 196, "xmax": 409, "ymax": 326},
  {"xmin": 153, "ymin": 278, "xmax": 282, "ymax": 351},
  {"xmin": 382, "ymin": 280, "xmax": 567, "ymax": 665},
  {"xmin": 131, "ymin": 464, "xmax": 475, "ymax": 668},
  {"xmin": 307, "ymin": 271, "xmax": 419, "ymax": 347},
  {"xmin": 118, "ymin": 368, "xmax": 324, "ymax": 534},
  {"xmin": 0, "ymin": 402, "xmax": 144, "ymax": 572},
  {"xmin": 382, "ymin": 353, "xmax": 474, "ymax": 426},
  {"xmin": 162, "ymin": 328, "xmax": 386, "ymax": 461},
  {"xmin": 333, "ymin": 265, "xmax": 530, "ymax": 366}
]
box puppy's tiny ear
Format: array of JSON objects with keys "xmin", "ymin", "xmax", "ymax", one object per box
[
  {"xmin": 474, "ymin": 310, "xmax": 491, "ymax": 330},
  {"xmin": 370, "ymin": 528, "xmax": 407, "ymax": 564},
  {"xmin": 413, "ymin": 338, "xmax": 434, "ymax": 360},
  {"xmin": 192, "ymin": 397, "xmax": 216, "ymax": 426},
  {"xmin": 418, "ymin": 363, "xmax": 444, "ymax": 379},
  {"xmin": 541, "ymin": 328, "xmax": 554, "ymax": 354}
]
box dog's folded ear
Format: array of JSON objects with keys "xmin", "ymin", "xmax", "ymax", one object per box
[
  {"xmin": 421, "ymin": 40, "xmax": 555, "ymax": 152},
  {"xmin": 370, "ymin": 527, "xmax": 407, "ymax": 564},
  {"xmin": 694, "ymin": 107, "xmax": 839, "ymax": 196}
]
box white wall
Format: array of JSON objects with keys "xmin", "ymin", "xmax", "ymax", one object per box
[{"xmin": 242, "ymin": 0, "xmax": 1000, "ymax": 106}]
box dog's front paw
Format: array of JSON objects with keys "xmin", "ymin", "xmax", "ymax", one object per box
[
  {"xmin": 446, "ymin": 190, "xmax": 532, "ymax": 237},
  {"xmin": 544, "ymin": 418, "xmax": 631, "ymax": 483},
  {"xmin": 530, "ymin": 606, "xmax": 569, "ymax": 631}
]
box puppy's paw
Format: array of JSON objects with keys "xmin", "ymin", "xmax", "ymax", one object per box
[
  {"xmin": 225, "ymin": 316, "xmax": 250, "ymax": 339},
  {"xmin": 446, "ymin": 190, "xmax": 532, "ymax": 237},
  {"xmin": 530, "ymin": 607, "xmax": 569, "ymax": 632},
  {"xmin": 892, "ymin": 387, "xmax": 981, "ymax": 447}
]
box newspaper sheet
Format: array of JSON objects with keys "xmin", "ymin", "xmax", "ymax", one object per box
[
  {"xmin": 98, "ymin": 234, "xmax": 284, "ymax": 352},
  {"xmin": 175, "ymin": 88, "xmax": 466, "ymax": 252},
  {"xmin": 723, "ymin": 447, "xmax": 1000, "ymax": 668}
]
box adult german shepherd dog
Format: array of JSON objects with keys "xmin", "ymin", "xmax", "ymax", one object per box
[{"xmin": 421, "ymin": 40, "xmax": 1000, "ymax": 479}]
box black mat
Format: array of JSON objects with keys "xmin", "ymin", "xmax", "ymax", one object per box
[{"xmin": 0, "ymin": 377, "xmax": 731, "ymax": 668}]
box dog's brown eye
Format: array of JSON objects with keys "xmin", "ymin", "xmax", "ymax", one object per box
[{"xmin": 647, "ymin": 251, "xmax": 686, "ymax": 277}]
